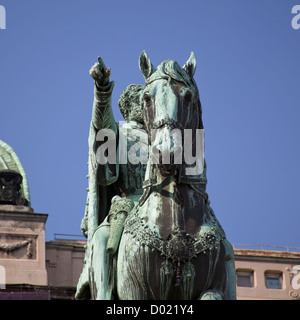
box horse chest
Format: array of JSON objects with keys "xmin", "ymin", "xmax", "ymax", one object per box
[{"xmin": 118, "ymin": 205, "xmax": 226, "ymax": 299}]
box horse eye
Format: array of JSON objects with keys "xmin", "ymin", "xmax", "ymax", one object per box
[
  {"xmin": 184, "ymin": 91, "xmax": 192, "ymax": 103},
  {"xmin": 143, "ymin": 93, "xmax": 152, "ymax": 105}
]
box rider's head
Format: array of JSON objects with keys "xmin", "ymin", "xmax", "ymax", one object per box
[{"xmin": 118, "ymin": 84, "xmax": 144, "ymax": 124}]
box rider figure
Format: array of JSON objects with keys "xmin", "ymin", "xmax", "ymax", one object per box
[{"xmin": 75, "ymin": 57, "xmax": 147, "ymax": 299}]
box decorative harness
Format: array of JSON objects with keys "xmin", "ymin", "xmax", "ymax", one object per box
[{"xmin": 123, "ymin": 202, "xmax": 225, "ymax": 286}]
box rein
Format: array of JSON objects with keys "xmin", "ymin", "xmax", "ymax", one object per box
[{"xmin": 138, "ymin": 163, "xmax": 209, "ymax": 207}]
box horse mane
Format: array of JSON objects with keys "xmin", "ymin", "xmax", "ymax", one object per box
[{"xmin": 157, "ymin": 60, "xmax": 195, "ymax": 87}]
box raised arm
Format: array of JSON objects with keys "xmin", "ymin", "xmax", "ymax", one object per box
[
  {"xmin": 82, "ymin": 58, "xmax": 119, "ymax": 239},
  {"xmin": 89, "ymin": 57, "xmax": 117, "ymax": 133}
]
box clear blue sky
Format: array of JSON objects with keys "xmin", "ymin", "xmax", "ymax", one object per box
[{"xmin": 1, "ymin": 0, "xmax": 300, "ymax": 247}]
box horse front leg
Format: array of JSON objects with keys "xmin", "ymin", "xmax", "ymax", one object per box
[
  {"xmin": 117, "ymin": 233, "xmax": 151, "ymax": 300},
  {"xmin": 89, "ymin": 220, "xmax": 114, "ymax": 300},
  {"xmin": 223, "ymin": 239, "xmax": 236, "ymax": 300}
]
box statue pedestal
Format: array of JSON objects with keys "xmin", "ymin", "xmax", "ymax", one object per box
[{"xmin": 0, "ymin": 206, "xmax": 48, "ymax": 286}]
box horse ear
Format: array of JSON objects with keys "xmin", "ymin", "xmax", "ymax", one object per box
[
  {"xmin": 139, "ymin": 50, "xmax": 156, "ymax": 80},
  {"xmin": 183, "ymin": 51, "xmax": 196, "ymax": 78}
]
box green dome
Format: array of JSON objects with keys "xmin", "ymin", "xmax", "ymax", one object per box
[{"xmin": 0, "ymin": 140, "xmax": 31, "ymax": 206}]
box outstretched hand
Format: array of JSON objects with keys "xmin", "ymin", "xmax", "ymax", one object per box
[{"xmin": 89, "ymin": 57, "xmax": 111, "ymax": 86}]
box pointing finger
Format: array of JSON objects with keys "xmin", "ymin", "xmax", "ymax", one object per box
[{"xmin": 97, "ymin": 56, "xmax": 106, "ymax": 72}]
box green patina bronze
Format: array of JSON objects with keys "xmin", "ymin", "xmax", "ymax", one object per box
[
  {"xmin": 76, "ymin": 57, "xmax": 147, "ymax": 299},
  {"xmin": 76, "ymin": 52, "xmax": 236, "ymax": 300}
]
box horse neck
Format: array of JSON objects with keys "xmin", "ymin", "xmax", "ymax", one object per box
[{"xmin": 139, "ymin": 162, "xmax": 205, "ymax": 239}]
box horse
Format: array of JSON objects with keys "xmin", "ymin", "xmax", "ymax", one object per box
[{"xmin": 90, "ymin": 51, "xmax": 236, "ymax": 300}]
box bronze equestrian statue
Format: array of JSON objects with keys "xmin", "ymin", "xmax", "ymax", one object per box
[{"xmin": 76, "ymin": 51, "xmax": 236, "ymax": 300}]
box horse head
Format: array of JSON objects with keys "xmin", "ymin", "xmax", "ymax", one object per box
[{"xmin": 139, "ymin": 51, "xmax": 203, "ymax": 176}]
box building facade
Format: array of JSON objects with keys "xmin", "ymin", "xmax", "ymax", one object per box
[{"xmin": 235, "ymin": 246, "xmax": 300, "ymax": 300}]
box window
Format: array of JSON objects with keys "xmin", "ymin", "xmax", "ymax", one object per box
[
  {"xmin": 236, "ymin": 269, "xmax": 254, "ymax": 287},
  {"xmin": 265, "ymin": 271, "xmax": 282, "ymax": 289}
]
